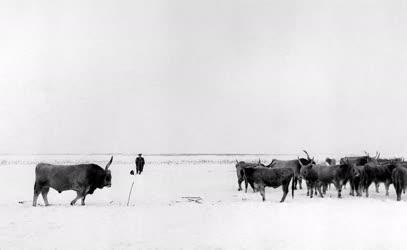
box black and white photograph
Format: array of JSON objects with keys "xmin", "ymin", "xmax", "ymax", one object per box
[{"xmin": 2, "ymin": 0, "xmax": 407, "ymax": 249}]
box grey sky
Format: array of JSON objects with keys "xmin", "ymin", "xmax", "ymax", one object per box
[{"xmin": 1, "ymin": 0, "xmax": 407, "ymax": 155}]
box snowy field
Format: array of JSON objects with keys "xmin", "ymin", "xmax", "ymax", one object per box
[{"xmin": 1, "ymin": 154, "xmax": 407, "ymax": 250}]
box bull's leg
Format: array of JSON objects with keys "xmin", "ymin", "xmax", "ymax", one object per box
[
  {"xmin": 395, "ymin": 183, "xmax": 403, "ymax": 201},
  {"xmin": 355, "ymin": 181, "xmax": 361, "ymax": 197},
  {"xmin": 293, "ymin": 177, "xmax": 298, "ymax": 190},
  {"xmin": 317, "ymin": 183, "xmax": 324, "ymax": 198},
  {"xmin": 258, "ymin": 185, "xmax": 266, "ymax": 201},
  {"xmin": 237, "ymin": 177, "xmax": 243, "ymax": 191},
  {"xmin": 41, "ymin": 187, "xmax": 50, "ymax": 206},
  {"xmin": 33, "ymin": 182, "xmax": 41, "ymax": 207},
  {"xmin": 365, "ymin": 182, "xmax": 371, "ymax": 197},
  {"xmin": 306, "ymin": 180, "xmax": 310, "ymax": 196},
  {"xmin": 250, "ymin": 182, "xmax": 256, "ymax": 193},
  {"xmin": 81, "ymin": 196, "xmax": 86, "ymax": 206},
  {"xmin": 334, "ymin": 182, "xmax": 342, "ymax": 198},
  {"xmin": 375, "ymin": 182, "xmax": 380, "ymax": 193},
  {"xmin": 349, "ymin": 180, "xmax": 355, "ymax": 196},
  {"xmin": 298, "ymin": 177, "xmax": 303, "ymax": 190},
  {"xmin": 244, "ymin": 179, "xmax": 248, "ymax": 193},
  {"xmin": 80, "ymin": 187, "xmax": 90, "ymax": 206},
  {"xmin": 70, "ymin": 191, "xmax": 82, "ymax": 206},
  {"xmin": 280, "ymin": 182, "xmax": 289, "ymax": 202},
  {"xmin": 309, "ymin": 183, "xmax": 314, "ymax": 198},
  {"xmin": 385, "ymin": 181, "xmax": 390, "ymax": 196}
]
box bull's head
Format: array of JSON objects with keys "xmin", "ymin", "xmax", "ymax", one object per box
[
  {"xmin": 104, "ymin": 156, "xmax": 113, "ymax": 187},
  {"xmin": 303, "ymin": 150, "xmax": 315, "ymax": 164},
  {"xmin": 297, "ymin": 157, "xmax": 313, "ymax": 177},
  {"xmin": 350, "ymin": 165, "xmax": 360, "ymax": 178}
]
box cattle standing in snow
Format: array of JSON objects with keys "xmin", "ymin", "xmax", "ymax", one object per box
[
  {"xmin": 362, "ymin": 161, "xmax": 397, "ymax": 197},
  {"xmin": 235, "ymin": 160, "xmax": 265, "ymax": 192},
  {"xmin": 298, "ymin": 159, "xmax": 318, "ymax": 198},
  {"xmin": 242, "ymin": 167, "xmax": 295, "ymax": 202},
  {"xmin": 33, "ymin": 156, "xmax": 113, "ymax": 206},
  {"xmin": 301, "ymin": 161, "xmax": 353, "ymax": 198},
  {"xmin": 348, "ymin": 165, "xmax": 365, "ymax": 196},
  {"xmin": 267, "ymin": 150, "xmax": 315, "ymax": 190}
]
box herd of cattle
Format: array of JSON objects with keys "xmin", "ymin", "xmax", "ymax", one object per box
[
  {"xmin": 235, "ymin": 151, "xmax": 407, "ymax": 202},
  {"xmin": 30, "ymin": 151, "xmax": 407, "ymax": 207}
]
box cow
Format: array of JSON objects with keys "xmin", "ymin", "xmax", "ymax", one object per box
[
  {"xmin": 348, "ymin": 165, "xmax": 365, "ymax": 196},
  {"xmin": 340, "ymin": 152, "xmax": 378, "ymax": 190},
  {"xmin": 242, "ymin": 167, "xmax": 295, "ymax": 202},
  {"xmin": 268, "ymin": 150, "xmax": 315, "ymax": 190},
  {"xmin": 299, "ymin": 159, "xmax": 318, "ymax": 198},
  {"xmin": 300, "ymin": 160, "xmax": 354, "ymax": 198},
  {"xmin": 362, "ymin": 161, "xmax": 397, "ymax": 197},
  {"xmin": 370, "ymin": 155, "xmax": 403, "ymax": 193},
  {"xmin": 392, "ymin": 164, "xmax": 407, "ymax": 201},
  {"xmin": 33, "ymin": 156, "xmax": 113, "ymax": 206},
  {"xmin": 235, "ymin": 160, "xmax": 265, "ymax": 192}
]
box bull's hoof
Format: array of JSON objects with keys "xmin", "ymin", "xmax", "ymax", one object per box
[
  {"xmin": 238, "ymin": 188, "xmax": 242, "ymax": 191},
  {"xmin": 70, "ymin": 201, "xmax": 75, "ymax": 206}
]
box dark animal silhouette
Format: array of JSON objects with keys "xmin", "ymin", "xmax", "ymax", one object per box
[
  {"xmin": 242, "ymin": 167, "xmax": 295, "ymax": 202},
  {"xmin": 235, "ymin": 160, "xmax": 265, "ymax": 192},
  {"xmin": 33, "ymin": 156, "xmax": 113, "ymax": 206},
  {"xmin": 268, "ymin": 150, "xmax": 315, "ymax": 190}
]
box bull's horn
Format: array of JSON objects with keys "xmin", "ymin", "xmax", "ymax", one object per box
[
  {"xmin": 258, "ymin": 159, "xmax": 261, "ymax": 164},
  {"xmin": 105, "ymin": 156, "xmax": 113, "ymax": 170},
  {"xmin": 303, "ymin": 150, "xmax": 311, "ymax": 160},
  {"xmin": 376, "ymin": 151, "xmax": 380, "ymax": 159},
  {"xmin": 236, "ymin": 159, "xmax": 239, "ymax": 164},
  {"xmin": 297, "ymin": 157, "xmax": 304, "ymax": 167},
  {"xmin": 364, "ymin": 151, "xmax": 370, "ymax": 157}
]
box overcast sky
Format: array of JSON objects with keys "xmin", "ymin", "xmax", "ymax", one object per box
[{"xmin": 1, "ymin": 0, "xmax": 407, "ymax": 156}]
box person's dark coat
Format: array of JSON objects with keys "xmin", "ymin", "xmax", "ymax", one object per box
[{"xmin": 136, "ymin": 156, "xmax": 145, "ymax": 174}]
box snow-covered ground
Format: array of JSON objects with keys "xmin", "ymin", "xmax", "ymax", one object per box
[{"xmin": 1, "ymin": 154, "xmax": 407, "ymax": 249}]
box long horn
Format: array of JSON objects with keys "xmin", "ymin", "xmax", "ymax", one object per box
[
  {"xmin": 105, "ymin": 156, "xmax": 113, "ymax": 170},
  {"xmin": 376, "ymin": 151, "xmax": 380, "ymax": 159},
  {"xmin": 303, "ymin": 150, "xmax": 311, "ymax": 160},
  {"xmin": 297, "ymin": 157, "xmax": 304, "ymax": 167}
]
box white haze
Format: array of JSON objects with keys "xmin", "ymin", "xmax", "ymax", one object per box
[{"xmin": 1, "ymin": 0, "xmax": 407, "ymax": 156}]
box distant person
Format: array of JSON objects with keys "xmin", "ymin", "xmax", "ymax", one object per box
[{"xmin": 135, "ymin": 153, "xmax": 145, "ymax": 175}]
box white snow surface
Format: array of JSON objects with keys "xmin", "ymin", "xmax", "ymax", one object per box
[{"xmin": 1, "ymin": 154, "xmax": 407, "ymax": 250}]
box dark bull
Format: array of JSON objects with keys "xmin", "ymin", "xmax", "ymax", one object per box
[{"xmin": 33, "ymin": 156, "xmax": 113, "ymax": 206}]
